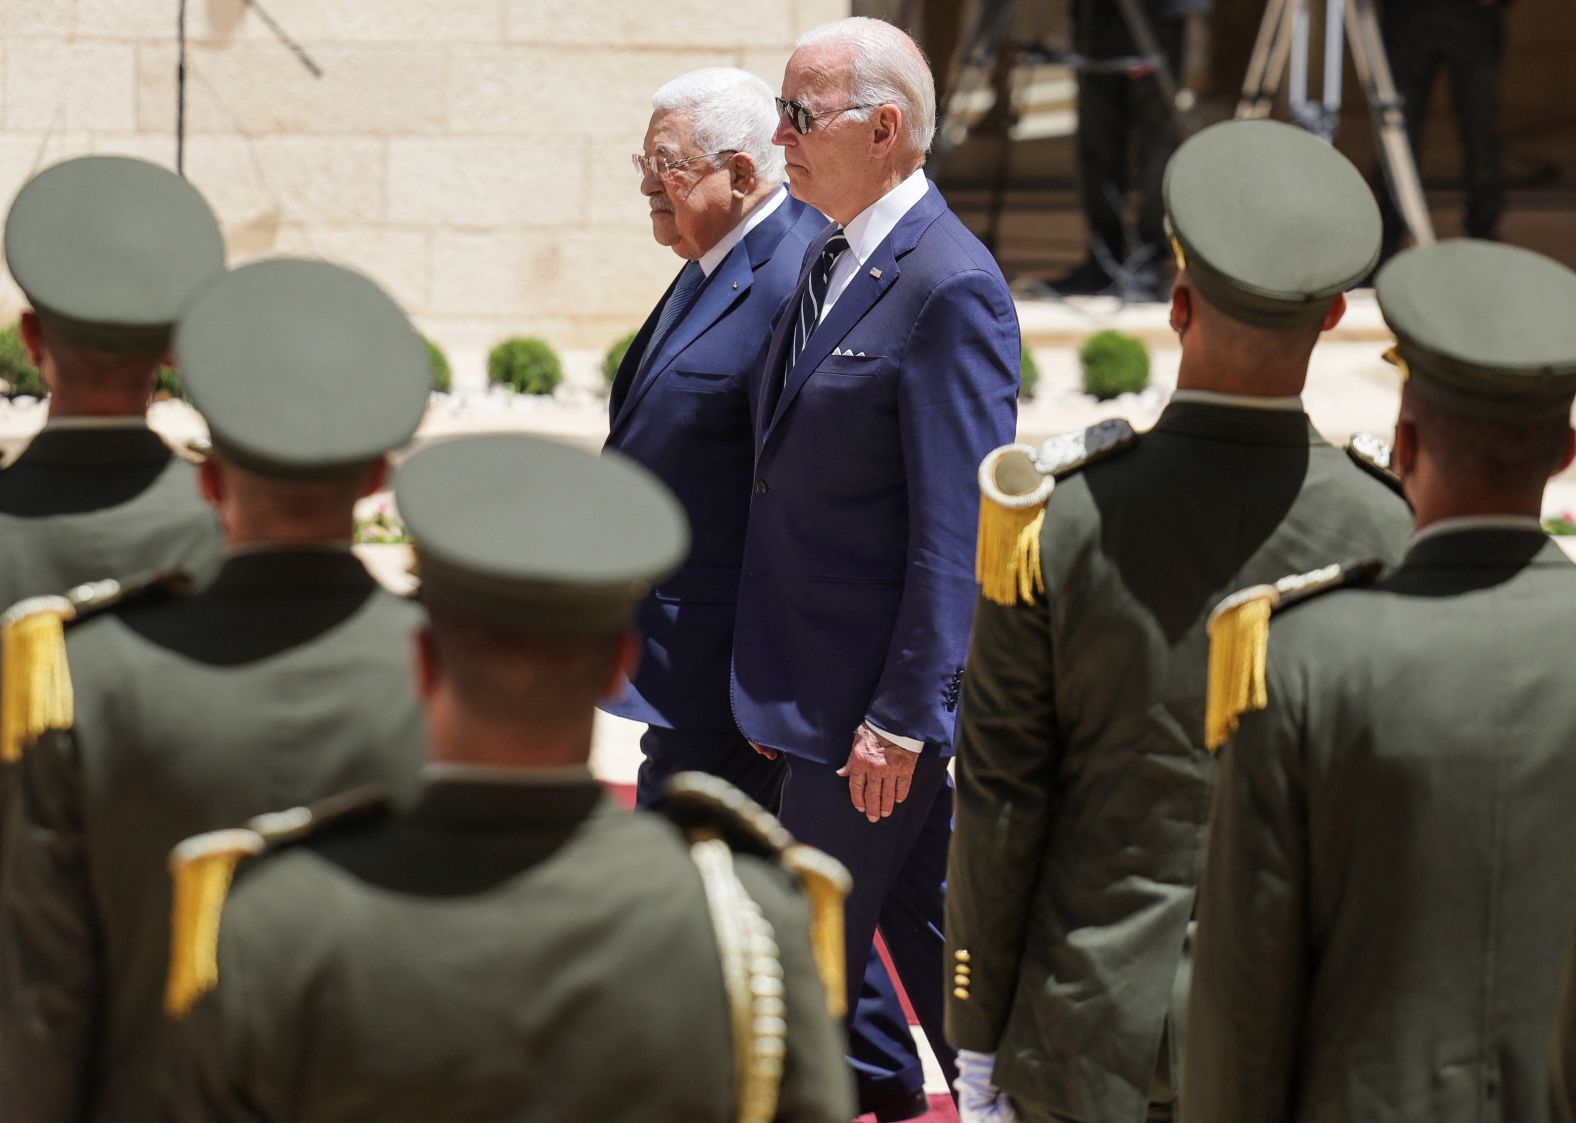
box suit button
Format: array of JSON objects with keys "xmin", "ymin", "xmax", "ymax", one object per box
[{"xmin": 753, "ymin": 479, "xmax": 768, "ymax": 496}]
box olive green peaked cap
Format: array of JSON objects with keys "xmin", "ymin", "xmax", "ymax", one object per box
[
  {"xmin": 1376, "ymin": 239, "xmax": 1576, "ymax": 422},
  {"xmin": 1164, "ymin": 119, "xmax": 1381, "ymax": 329},
  {"xmin": 175, "ymin": 258, "xmax": 430, "ymax": 477},
  {"xmin": 396, "ymin": 434, "xmax": 690, "ymax": 633},
  {"xmin": 4, "ymin": 155, "xmax": 225, "ymax": 356}
]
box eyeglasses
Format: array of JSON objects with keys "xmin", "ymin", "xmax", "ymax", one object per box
[
  {"xmin": 774, "ymin": 97, "xmax": 882, "ymax": 135},
  {"xmin": 631, "ymin": 149, "xmax": 735, "ymax": 178}
]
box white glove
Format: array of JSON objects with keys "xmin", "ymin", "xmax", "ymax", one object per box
[{"xmin": 954, "ymin": 1049, "xmax": 1017, "ymax": 1123}]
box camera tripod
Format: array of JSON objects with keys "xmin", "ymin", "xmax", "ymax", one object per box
[{"xmin": 1238, "ymin": 0, "xmax": 1435, "ymax": 246}]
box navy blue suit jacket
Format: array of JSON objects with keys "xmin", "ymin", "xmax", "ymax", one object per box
[
  {"xmin": 730, "ymin": 182, "xmax": 1020, "ymax": 764},
  {"xmin": 602, "ymin": 193, "xmax": 825, "ymax": 732}
]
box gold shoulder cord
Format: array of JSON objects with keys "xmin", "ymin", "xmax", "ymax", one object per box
[
  {"xmin": 164, "ymin": 828, "xmax": 266, "ymax": 1017},
  {"xmin": 0, "ymin": 595, "xmax": 77, "ymax": 763},
  {"xmin": 689, "ymin": 831, "xmax": 786, "ymax": 1123}
]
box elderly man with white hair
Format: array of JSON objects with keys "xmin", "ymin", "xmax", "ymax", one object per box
[
  {"xmin": 602, "ymin": 67, "xmax": 825, "ymax": 809},
  {"xmin": 728, "ymin": 17, "xmax": 1021, "ymax": 1120}
]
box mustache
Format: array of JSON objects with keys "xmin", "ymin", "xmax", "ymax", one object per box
[{"xmin": 648, "ymin": 197, "xmax": 674, "ymax": 214}]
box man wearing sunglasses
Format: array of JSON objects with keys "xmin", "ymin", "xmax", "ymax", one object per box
[
  {"xmin": 730, "ymin": 16, "xmax": 1021, "ymax": 1120},
  {"xmin": 603, "ymin": 68, "xmax": 824, "ymax": 811}
]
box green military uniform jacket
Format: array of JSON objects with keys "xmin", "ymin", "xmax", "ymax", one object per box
[
  {"xmin": 1188, "ymin": 526, "xmax": 1576, "ymax": 1123},
  {"xmin": 0, "ymin": 547, "xmax": 426, "ymax": 1122},
  {"xmin": 164, "ymin": 774, "xmax": 857, "ymax": 1123},
  {"xmin": 945, "ymin": 399, "xmax": 1412, "ymax": 1122},
  {"xmin": 0, "ymin": 423, "xmax": 222, "ymax": 605}
]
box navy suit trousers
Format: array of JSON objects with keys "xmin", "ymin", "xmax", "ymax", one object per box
[{"xmin": 776, "ymin": 750, "xmax": 957, "ymax": 1095}]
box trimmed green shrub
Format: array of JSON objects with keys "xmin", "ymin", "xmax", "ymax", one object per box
[
  {"xmin": 425, "ymin": 337, "xmax": 452, "ymax": 394},
  {"xmin": 487, "ymin": 337, "xmax": 562, "ymax": 396},
  {"xmin": 0, "ymin": 324, "xmax": 45, "ymax": 398},
  {"xmin": 1019, "ymin": 347, "xmax": 1040, "ymax": 400},
  {"xmin": 1079, "ymin": 330, "xmax": 1149, "ymax": 400},
  {"xmin": 154, "ymin": 365, "xmax": 188, "ymax": 402},
  {"xmin": 603, "ymin": 330, "xmax": 639, "ymax": 385}
]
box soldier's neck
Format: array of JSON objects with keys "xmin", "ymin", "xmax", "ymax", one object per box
[
  {"xmin": 46, "ymin": 386, "xmax": 150, "ymax": 419},
  {"xmin": 428, "ymin": 713, "xmax": 596, "ymax": 772},
  {"xmin": 1175, "ymin": 350, "xmax": 1307, "ymax": 398}
]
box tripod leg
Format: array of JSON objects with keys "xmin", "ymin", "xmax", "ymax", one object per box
[
  {"xmin": 1345, "ymin": 0, "xmax": 1436, "ymax": 245},
  {"xmin": 1238, "ymin": 0, "xmax": 1296, "ymax": 118}
]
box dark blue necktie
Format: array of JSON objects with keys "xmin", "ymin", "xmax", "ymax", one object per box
[
  {"xmin": 640, "ymin": 260, "xmax": 704, "ymax": 376},
  {"xmin": 788, "ymin": 230, "xmax": 850, "ymax": 374}
]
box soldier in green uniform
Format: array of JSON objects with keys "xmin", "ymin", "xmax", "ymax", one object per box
[
  {"xmin": 0, "ymin": 259, "xmax": 432, "ymax": 1121},
  {"xmin": 0, "ymin": 155, "xmax": 226, "ymax": 608},
  {"xmin": 1188, "ymin": 241, "xmax": 1576, "ymax": 1122},
  {"xmin": 942, "ymin": 119, "xmax": 1414, "ymax": 1123},
  {"xmin": 161, "ymin": 433, "xmax": 858, "ymax": 1123}
]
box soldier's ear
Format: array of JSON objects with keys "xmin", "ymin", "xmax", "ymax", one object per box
[
  {"xmin": 1320, "ymin": 292, "xmax": 1348, "ymax": 333},
  {"xmin": 1557, "ymin": 427, "xmax": 1576, "ymax": 475},
  {"xmin": 601, "ymin": 628, "xmax": 641, "ymax": 701},
  {"xmin": 414, "ymin": 626, "xmax": 439, "ymax": 701},
  {"xmin": 360, "ymin": 457, "xmax": 389, "ymax": 499},
  {"xmin": 198, "ymin": 458, "xmax": 224, "ymax": 507},
  {"xmin": 1392, "ymin": 419, "xmax": 1417, "ymax": 480},
  {"xmin": 18, "ymin": 311, "xmax": 43, "ymax": 366},
  {"xmin": 1169, "ymin": 283, "xmax": 1192, "ymax": 338}
]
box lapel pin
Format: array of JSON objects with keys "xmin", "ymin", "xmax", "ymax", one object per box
[
  {"xmin": 869, "ymin": 267, "xmax": 883, "ymax": 280},
  {"xmin": 732, "ymin": 281, "xmax": 739, "ymax": 289}
]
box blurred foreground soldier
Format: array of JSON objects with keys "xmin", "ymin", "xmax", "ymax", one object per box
[
  {"xmin": 0, "ymin": 154, "xmax": 225, "ymax": 609},
  {"xmin": 603, "ymin": 66, "xmax": 823, "ymax": 808},
  {"xmin": 163, "ymin": 434, "xmax": 857, "ymax": 1122},
  {"xmin": 0, "ymin": 259, "xmax": 431, "ymax": 1121},
  {"xmin": 1188, "ymin": 240, "xmax": 1576, "ymax": 1122},
  {"xmin": 944, "ymin": 119, "xmax": 1413, "ymax": 1123}
]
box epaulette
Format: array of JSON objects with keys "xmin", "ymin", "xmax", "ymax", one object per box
[
  {"xmin": 975, "ymin": 419, "xmax": 1138, "ymax": 607},
  {"xmin": 0, "ymin": 570, "xmax": 193, "ymax": 763},
  {"xmin": 1204, "ymin": 558, "xmax": 1384, "ymax": 752},
  {"xmin": 159, "ymin": 432, "xmax": 210, "ymax": 465},
  {"xmin": 164, "ymin": 783, "xmax": 390, "ymax": 1019},
  {"xmin": 1346, "ymin": 432, "xmax": 1405, "ymax": 497},
  {"xmin": 659, "ymin": 773, "xmax": 853, "ymax": 1123}
]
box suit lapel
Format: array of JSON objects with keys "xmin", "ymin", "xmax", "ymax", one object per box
[
  {"xmin": 612, "ymin": 197, "xmax": 805, "ymax": 439},
  {"xmin": 761, "ymin": 184, "xmax": 947, "ymax": 451}
]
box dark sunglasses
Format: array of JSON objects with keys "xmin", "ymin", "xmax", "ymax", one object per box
[{"xmin": 774, "ymin": 96, "xmax": 882, "ymax": 135}]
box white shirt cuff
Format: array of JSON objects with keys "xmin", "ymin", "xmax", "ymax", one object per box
[{"xmin": 863, "ymin": 720, "xmax": 923, "ymax": 754}]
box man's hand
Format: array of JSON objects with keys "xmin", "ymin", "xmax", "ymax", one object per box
[
  {"xmin": 748, "ymin": 742, "xmax": 778, "ymax": 760},
  {"xmin": 955, "ymin": 1050, "xmax": 1016, "ymax": 1123},
  {"xmin": 836, "ymin": 724, "xmax": 917, "ymax": 822}
]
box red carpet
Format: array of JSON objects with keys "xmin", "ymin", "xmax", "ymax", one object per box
[{"xmin": 608, "ymin": 783, "xmax": 958, "ymax": 1122}]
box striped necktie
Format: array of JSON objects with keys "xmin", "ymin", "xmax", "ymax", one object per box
[
  {"xmin": 640, "ymin": 260, "xmax": 704, "ymax": 376},
  {"xmin": 788, "ymin": 230, "xmax": 850, "ymax": 374}
]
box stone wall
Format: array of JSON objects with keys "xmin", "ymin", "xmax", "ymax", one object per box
[{"xmin": 0, "ymin": 0, "xmax": 849, "ymax": 388}]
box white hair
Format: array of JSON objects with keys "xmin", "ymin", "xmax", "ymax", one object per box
[
  {"xmin": 650, "ymin": 68, "xmax": 787, "ymax": 189},
  {"xmin": 796, "ymin": 17, "xmax": 936, "ymax": 157}
]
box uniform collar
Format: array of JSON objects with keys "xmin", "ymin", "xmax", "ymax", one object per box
[
  {"xmin": 1409, "ymin": 514, "xmax": 1544, "ymax": 548},
  {"xmin": 11, "ymin": 423, "xmax": 171, "ymax": 466},
  {"xmin": 43, "ymin": 415, "xmax": 151, "ymax": 431},
  {"xmin": 1169, "ymin": 389, "xmax": 1305, "ymax": 412},
  {"xmin": 1152, "ymin": 397, "xmax": 1317, "ymax": 444},
  {"xmin": 698, "ymin": 186, "xmax": 788, "ymax": 276}
]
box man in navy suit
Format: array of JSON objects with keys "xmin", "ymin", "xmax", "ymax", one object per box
[
  {"xmin": 602, "ymin": 67, "xmax": 825, "ymax": 809},
  {"xmin": 731, "ymin": 17, "xmax": 1021, "ymax": 1119}
]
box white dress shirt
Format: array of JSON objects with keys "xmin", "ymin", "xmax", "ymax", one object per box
[
  {"xmin": 697, "ymin": 186, "xmax": 789, "ymax": 278},
  {"xmin": 816, "ymin": 167, "xmax": 930, "ymax": 325}
]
